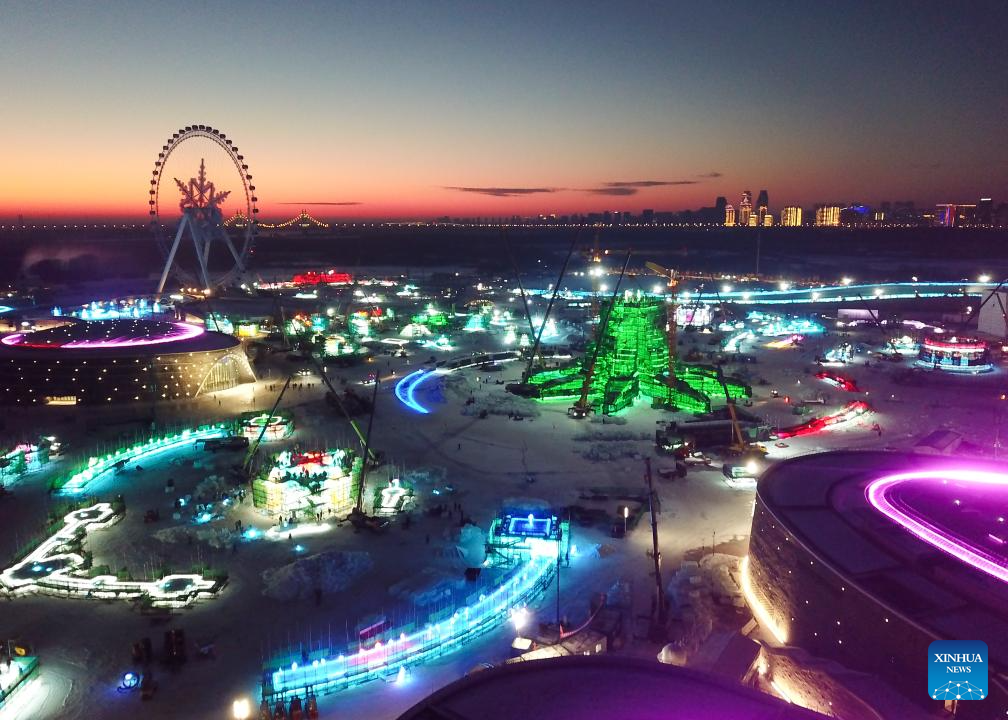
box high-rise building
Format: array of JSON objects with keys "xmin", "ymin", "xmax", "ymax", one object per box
[
  {"xmin": 747, "ymin": 213, "xmax": 758, "ymax": 227},
  {"xmin": 762, "ymin": 214, "xmax": 773, "ymax": 227},
  {"xmin": 642, "ymin": 209, "xmax": 654, "ymax": 225},
  {"xmin": 816, "ymin": 206, "xmax": 841, "ymax": 227},
  {"xmin": 739, "ymin": 191, "xmax": 752, "ymax": 227},
  {"xmin": 936, "ymin": 203, "xmax": 976, "ymax": 227},
  {"xmin": 756, "ymin": 190, "xmax": 769, "ymax": 226},
  {"xmin": 780, "ymin": 206, "xmax": 802, "ymax": 226},
  {"xmin": 724, "ymin": 204, "xmax": 736, "ymax": 226},
  {"xmin": 715, "ymin": 196, "xmax": 727, "ymax": 218},
  {"xmin": 977, "ymin": 198, "xmax": 993, "ymax": 226}
]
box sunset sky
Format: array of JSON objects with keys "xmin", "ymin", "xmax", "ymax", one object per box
[{"xmin": 2, "ymin": 1, "xmax": 1006, "ymax": 221}]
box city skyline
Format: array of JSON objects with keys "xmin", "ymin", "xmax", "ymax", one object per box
[{"xmin": 2, "ymin": 1, "xmax": 1007, "ymax": 220}]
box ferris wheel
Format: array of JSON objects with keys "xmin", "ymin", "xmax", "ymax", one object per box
[{"xmin": 149, "ymin": 125, "xmax": 258, "ymax": 293}]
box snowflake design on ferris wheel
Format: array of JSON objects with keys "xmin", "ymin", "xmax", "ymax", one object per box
[
  {"xmin": 174, "ymin": 159, "xmax": 230, "ymax": 220},
  {"xmin": 150, "ymin": 125, "xmax": 257, "ymax": 293},
  {"xmin": 932, "ymin": 680, "xmax": 985, "ymax": 700}
]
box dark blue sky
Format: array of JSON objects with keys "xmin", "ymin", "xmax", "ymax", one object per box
[{"xmin": 2, "ymin": 0, "xmax": 1006, "ymax": 218}]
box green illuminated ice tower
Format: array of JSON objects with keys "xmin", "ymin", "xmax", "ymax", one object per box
[{"xmin": 526, "ymin": 294, "xmax": 749, "ymax": 415}]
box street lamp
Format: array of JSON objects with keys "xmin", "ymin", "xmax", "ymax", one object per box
[
  {"xmin": 233, "ymin": 698, "xmax": 251, "ymax": 720},
  {"xmin": 623, "ymin": 505, "xmax": 629, "ymax": 536}
]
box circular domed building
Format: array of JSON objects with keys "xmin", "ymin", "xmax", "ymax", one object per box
[
  {"xmin": 0, "ymin": 319, "xmax": 254, "ymax": 405},
  {"xmin": 744, "ymin": 451, "xmax": 1007, "ymax": 718},
  {"xmin": 396, "ymin": 656, "xmax": 825, "ymax": 720}
]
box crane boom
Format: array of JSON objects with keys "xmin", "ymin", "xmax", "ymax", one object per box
[
  {"xmin": 243, "ymin": 374, "xmax": 292, "ymax": 472},
  {"xmin": 523, "ymin": 231, "xmax": 580, "ymax": 381}
]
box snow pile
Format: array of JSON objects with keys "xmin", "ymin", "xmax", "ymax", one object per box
[
  {"xmin": 589, "ymin": 415, "xmax": 627, "ymax": 425},
  {"xmin": 154, "ymin": 525, "xmax": 237, "ymax": 549},
  {"xmin": 401, "ymin": 467, "xmax": 448, "ymax": 487},
  {"xmin": 261, "ymin": 550, "xmax": 373, "ymax": 601},
  {"xmin": 572, "ymin": 429, "xmax": 650, "ymax": 442},
  {"xmin": 581, "ymin": 441, "xmax": 642, "ymax": 461},
  {"xmin": 195, "ymin": 474, "xmax": 230, "ymax": 500},
  {"xmin": 442, "ymin": 374, "xmax": 475, "ymax": 398},
  {"xmin": 457, "ymin": 524, "xmax": 486, "ymax": 567},
  {"xmin": 389, "ymin": 570, "xmax": 462, "ymax": 607},
  {"xmin": 459, "ymin": 393, "xmax": 540, "ymax": 419}
]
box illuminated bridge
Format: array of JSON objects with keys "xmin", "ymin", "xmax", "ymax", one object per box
[
  {"xmin": 226, "ymin": 210, "xmax": 329, "ymax": 230},
  {"xmin": 528, "ymin": 281, "xmax": 996, "ymax": 306}
]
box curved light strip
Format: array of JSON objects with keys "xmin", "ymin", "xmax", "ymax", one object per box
[
  {"xmin": 739, "ymin": 555, "xmax": 788, "ymax": 644},
  {"xmin": 393, "ymin": 355, "xmax": 519, "ymax": 415},
  {"xmin": 267, "ymin": 555, "xmax": 555, "ymax": 699},
  {"xmin": 60, "ymin": 425, "xmax": 228, "ymax": 494},
  {"xmin": 394, "ymin": 369, "xmax": 440, "ymax": 414},
  {"xmin": 866, "ymin": 469, "xmax": 1008, "ymax": 584},
  {"xmin": 2, "ymin": 322, "xmax": 204, "ymax": 349}
]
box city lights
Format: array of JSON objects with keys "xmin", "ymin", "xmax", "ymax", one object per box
[{"xmin": 5, "ymin": 9, "xmax": 1008, "ymax": 717}]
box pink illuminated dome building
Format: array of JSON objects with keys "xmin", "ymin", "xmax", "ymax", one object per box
[
  {"xmin": 743, "ymin": 451, "xmax": 1007, "ymax": 718},
  {"xmin": 0, "ymin": 318, "xmax": 254, "ymax": 405}
]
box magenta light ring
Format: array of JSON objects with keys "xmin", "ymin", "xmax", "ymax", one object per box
[
  {"xmin": 2, "ymin": 322, "xmax": 204, "ymax": 349},
  {"xmin": 866, "ymin": 469, "xmax": 1008, "ymax": 584}
]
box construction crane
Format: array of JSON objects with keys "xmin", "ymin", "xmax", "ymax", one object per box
[
  {"xmin": 521, "ymin": 231, "xmax": 580, "ymax": 382},
  {"xmin": 644, "ymin": 261, "xmax": 680, "ymax": 383},
  {"xmin": 569, "ymin": 251, "xmax": 632, "ymax": 418},
  {"xmin": 585, "ymin": 232, "xmax": 603, "ymax": 326},
  {"xmin": 502, "ymin": 229, "xmax": 539, "ymax": 346},
  {"xmin": 270, "ymin": 291, "xmax": 380, "ymax": 464},
  {"xmin": 854, "ymin": 292, "xmax": 902, "ymax": 358},
  {"xmin": 715, "ymin": 366, "xmax": 765, "ymax": 478},
  {"xmin": 644, "ymin": 458, "xmax": 667, "ymax": 635},
  {"xmin": 242, "ymin": 374, "xmax": 292, "ymax": 473},
  {"xmin": 953, "ymin": 277, "xmax": 1007, "ymax": 335},
  {"xmin": 348, "ymin": 376, "xmax": 386, "ymax": 531}
]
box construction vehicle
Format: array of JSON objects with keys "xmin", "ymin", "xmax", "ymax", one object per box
[{"xmin": 715, "ymin": 366, "xmax": 766, "ymax": 478}]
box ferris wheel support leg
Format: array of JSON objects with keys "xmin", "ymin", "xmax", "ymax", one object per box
[
  {"xmin": 220, "ymin": 228, "xmax": 246, "ymax": 274},
  {"xmin": 191, "ymin": 222, "xmax": 213, "ymax": 292},
  {"xmin": 157, "ymin": 215, "xmax": 189, "ymax": 295}
]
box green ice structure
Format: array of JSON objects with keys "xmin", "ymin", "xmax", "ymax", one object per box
[{"xmin": 526, "ymin": 296, "xmax": 750, "ymax": 415}]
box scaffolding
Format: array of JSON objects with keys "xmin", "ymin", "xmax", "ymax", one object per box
[
  {"xmin": 527, "ymin": 295, "xmax": 751, "ymax": 415},
  {"xmin": 251, "ymin": 450, "xmax": 360, "ymax": 517}
]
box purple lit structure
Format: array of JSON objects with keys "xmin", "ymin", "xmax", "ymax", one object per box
[{"xmin": 866, "ymin": 468, "xmax": 1008, "ymax": 584}]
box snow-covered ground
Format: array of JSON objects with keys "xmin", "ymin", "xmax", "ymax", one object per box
[{"xmin": 0, "ymin": 313, "xmax": 1002, "ymax": 720}]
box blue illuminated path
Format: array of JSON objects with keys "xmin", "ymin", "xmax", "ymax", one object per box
[{"xmin": 394, "ymin": 369, "xmax": 442, "ymax": 414}]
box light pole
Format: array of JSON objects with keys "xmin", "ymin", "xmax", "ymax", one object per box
[
  {"xmin": 232, "ymin": 698, "xmax": 250, "ymax": 720},
  {"xmin": 623, "ymin": 505, "xmax": 629, "ymax": 536}
]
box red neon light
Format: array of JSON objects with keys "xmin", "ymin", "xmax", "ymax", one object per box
[
  {"xmin": 292, "ymin": 270, "xmax": 353, "ymax": 286},
  {"xmin": 291, "ymin": 451, "xmax": 327, "ymax": 466},
  {"xmin": 777, "ymin": 401, "xmax": 871, "ymax": 438},
  {"xmin": 922, "ymin": 336, "xmax": 987, "ymax": 352},
  {"xmin": 815, "ymin": 370, "xmax": 859, "ymax": 392}
]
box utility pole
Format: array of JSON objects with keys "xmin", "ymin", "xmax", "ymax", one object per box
[
  {"xmin": 644, "ymin": 458, "xmax": 666, "ymax": 635},
  {"xmin": 354, "ymin": 376, "xmax": 381, "ymax": 515},
  {"xmin": 556, "ymin": 523, "xmax": 562, "ymax": 632}
]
